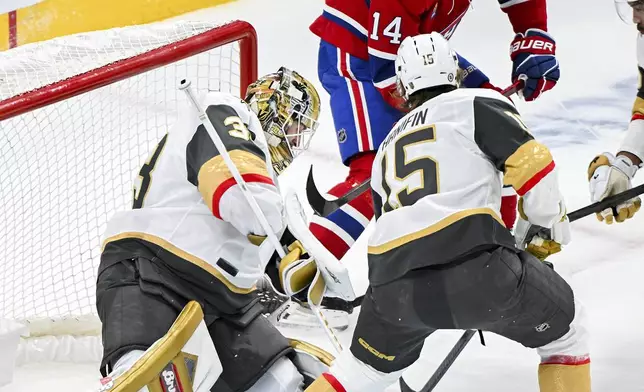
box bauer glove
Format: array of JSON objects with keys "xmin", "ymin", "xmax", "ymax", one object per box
[
  {"xmin": 510, "ymin": 29, "xmax": 559, "ymax": 101},
  {"xmin": 588, "ymin": 152, "xmax": 641, "ymax": 224},
  {"xmin": 514, "ymin": 198, "xmax": 571, "ymax": 261}
]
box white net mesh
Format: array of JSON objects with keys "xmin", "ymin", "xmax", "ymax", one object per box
[{"xmin": 0, "ymin": 20, "xmax": 247, "ymax": 329}]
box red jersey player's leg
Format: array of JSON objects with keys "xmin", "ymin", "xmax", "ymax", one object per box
[{"xmin": 312, "ymin": 40, "xmax": 403, "ymax": 259}]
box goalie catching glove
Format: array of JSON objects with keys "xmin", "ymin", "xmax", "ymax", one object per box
[{"xmin": 588, "ymin": 152, "xmax": 641, "ymax": 224}]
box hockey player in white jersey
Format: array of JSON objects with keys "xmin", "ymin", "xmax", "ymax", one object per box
[
  {"xmin": 95, "ymin": 67, "xmax": 333, "ymax": 392},
  {"xmin": 305, "ymin": 33, "xmax": 590, "ymax": 392},
  {"xmin": 587, "ymin": 0, "xmax": 644, "ymax": 224}
]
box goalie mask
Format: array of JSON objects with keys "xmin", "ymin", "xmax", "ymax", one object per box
[{"xmin": 245, "ymin": 67, "xmax": 321, "ymax": 174}]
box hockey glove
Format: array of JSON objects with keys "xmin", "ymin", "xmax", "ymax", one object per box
[
  {"xmin": 515, "ymin": 199, "xmax": 571, "ymax": 261},
  {"xmin": 510, "ymin": 29, "xmax": 559, "ymax": 101},
  {"xmin": 588, "ymin": 152, "xmax": 641, "ymax": 224}
]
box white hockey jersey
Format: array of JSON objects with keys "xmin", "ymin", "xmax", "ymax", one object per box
[
  {"xmin": 101, "ymin": 92, "xmax": 283, "ymax": 294},
  {"xmin": 620, "ymin": 33, "xmax": 644, "ymax": 162},
  {"xmin": 367, "ymin": 88, "xmax": 563, "ymax": 285}
]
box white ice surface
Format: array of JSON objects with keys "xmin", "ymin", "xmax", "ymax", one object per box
[{"xmin": 4, "ymin": 0, "xmax": 644, "ymax": 390}]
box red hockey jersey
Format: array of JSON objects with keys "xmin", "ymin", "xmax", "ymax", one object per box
[{"xmin": 310, "ymin": 0, "xmax": 547, "ymax": 94}]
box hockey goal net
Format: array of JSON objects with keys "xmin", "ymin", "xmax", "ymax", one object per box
[{"xmin": 0, "ymin": 19, "xmax": 257, "ymax": 362}]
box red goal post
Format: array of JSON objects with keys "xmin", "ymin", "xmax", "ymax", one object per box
[
  {"xmin": 0, "ymin": 20, "xmax": 257, "ymax": 121},
  {"xmin": 0, "ymin": 19, "xmax": 257, "ymax": 363}
]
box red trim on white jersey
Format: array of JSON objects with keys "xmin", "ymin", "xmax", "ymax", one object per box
[{"xmin": 211, "ymin": 174, "xmax": 274, "ymax": 220}]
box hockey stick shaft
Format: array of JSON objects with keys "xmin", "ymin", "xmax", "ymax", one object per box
[
  {"xmin": 422, "ymin": 330, "xmax": 477, "ymax": 391},
  {"xmin": 180, "ymin": 81, "xmax": 346, "ymax": 354},
  {"xmin": 567, "ymin": 183, "xmax": 644, "ymax": 222},
  {"xmin": 179, "ymin": 80, "xmax": 286, "ymax": 259},
  {"xmin": 399, "ymin": 330, "xmax": 477, "ymax": 392},
  {"xmin": 339, "ymin": 185, "xmax": 644, "ymax": 314},
  {"xmin": 398, "ymin": 186, "xmax": 644, "ymax": 392},
  {"xmin": 307, "ymin": 81, "xmax": 523, "ymax": 217}
]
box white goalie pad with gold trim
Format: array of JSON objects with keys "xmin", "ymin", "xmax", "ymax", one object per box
[
  {"xmin": 288, "ymin": 339, "xmax": 333, "ymax": 386},
  {"xmin": 284, "ymin": 189, "xmax": 356, "ymax": 301},
  {"xmin": 97, "ymin": 301, "xmax": 222, "ymax": 392}
]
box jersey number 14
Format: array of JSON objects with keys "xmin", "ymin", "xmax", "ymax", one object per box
[
  {"xmin": 370, "ymin": 12, "xmax": 402, "ymax": 44},
  {"xmin": 380, "ymin": 125, "xmax": 438, "ymax": 212}
]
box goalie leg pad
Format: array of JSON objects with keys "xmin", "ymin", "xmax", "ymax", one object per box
[
  {"xmin": 288, "ymin": 339, "xmax": 333, "ymax": 387},
  {"xmin": 284, "ymin": 191, "xmax": 356, "ymax": 301},
  {"xmin": 99, "ymin": 301, "xmax": 222, "ymax": 392}
]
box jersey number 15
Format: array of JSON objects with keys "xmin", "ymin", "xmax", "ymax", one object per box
[{"xmin": 379, "ymin": 125, "xmax": 439, "ymax": 212}]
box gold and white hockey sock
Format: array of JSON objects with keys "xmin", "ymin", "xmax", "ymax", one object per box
[{"xmin": 538, "ymin": 356, "xmax": 591, "ymax": 392}]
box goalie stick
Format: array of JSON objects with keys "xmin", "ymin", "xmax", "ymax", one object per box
[
  {"xmin": 306, "ymin": 81, "xmax": 523, "ymax": 217},
  {"xmin": 179, "ymin": 80, "xmax": 344, "ymax": 354}
]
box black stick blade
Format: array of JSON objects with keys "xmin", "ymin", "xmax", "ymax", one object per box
[{"xmin": 306, "ymin": 166, "xmax": 371, "ymax": 217}]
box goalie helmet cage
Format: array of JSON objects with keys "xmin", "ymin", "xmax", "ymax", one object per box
[{"xmin": 0, "ymin": 19, "xmax": 257, "ymax": 363}]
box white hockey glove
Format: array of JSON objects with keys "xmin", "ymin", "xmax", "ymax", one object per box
[
  {"xmin": 588, "ymin": 152, "xmax": 641, "ymax": 224},
  {"xmin": 515, "ymin": 199, "xmax": 571, "ymax": 261}
]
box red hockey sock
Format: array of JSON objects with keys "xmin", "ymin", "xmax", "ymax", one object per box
[
  {"xmin": 309, "ymin": 152, "xmax": 376, "ymax": 260},
  {"xmin": 501, "ymin": 192, "xmax": 518, "ymax": 230}
]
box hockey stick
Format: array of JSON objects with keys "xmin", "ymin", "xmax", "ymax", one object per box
[
  {"xmin": 179, "ymin": 80, "xmax": 345, "ymax": 354},
  {"xmin": 306, "ymin": 81, "xmax": 523, "ymax": 217},
  {"xmin": 179, "ymin": 80, "xmax": 286, "ymax": 258},
  {"xmin": 567, "ymin": 183, "xmax": 644, "ymax": 222},
  {"xmin": 399, "ymin": 330, "xmax": 477, "ymax": 392},
  {"xmin": 324, "ymin": 183, "xmax": 644, "ymax": 313}
]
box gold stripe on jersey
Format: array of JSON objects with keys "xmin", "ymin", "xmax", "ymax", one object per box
[
  {"xmin": 107, "ymin": 301, "xmax": 203, "ymax": 392},
  {"xmin": 503, "ymin": 140, "xmax": 553, "ymax": 194},
  {"xmin": 197, "ymin": 149, "xmax": 271, "ymax": 212},
  {"xmin": 368, "ymin": 208, "xmax": 504, "ymax": 255},
  {"xmin": 102, "ymin": 232, "xmax": 256, "ymax": 294},
  {"xmin": 632, "ymin": 96, "xmax": 644, "ymax": 117}
]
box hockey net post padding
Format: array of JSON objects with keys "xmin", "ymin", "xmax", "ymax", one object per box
[{"xmin": 0, "ymin": 19, "xmax": 257, "ymax": 363}]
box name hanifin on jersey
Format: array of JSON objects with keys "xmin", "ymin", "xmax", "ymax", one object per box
[{"xmin": 381, "ymin": 108, "xmax": 429, "ymax": 149}]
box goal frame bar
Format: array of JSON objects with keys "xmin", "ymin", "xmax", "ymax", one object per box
[{"xmin": 0, "ymin": 20, "xmax": 258, "ymax": 122}]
